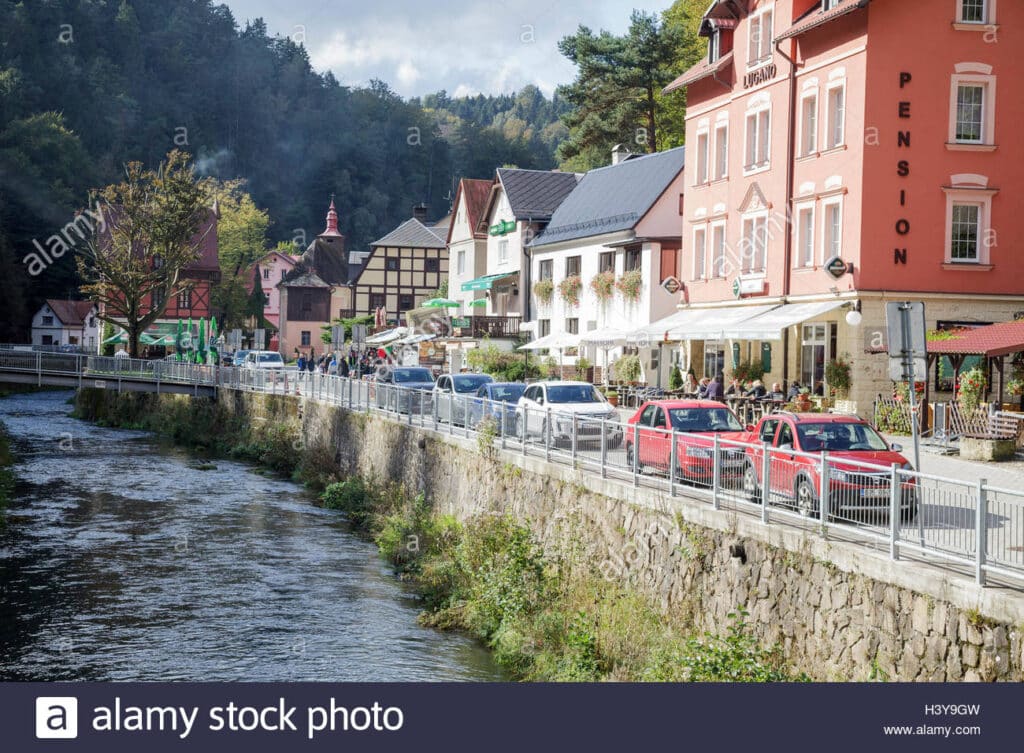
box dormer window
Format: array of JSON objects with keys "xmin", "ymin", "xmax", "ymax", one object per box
[
  {"xmin": 747, "ymin": 5, "xmax": 774, "ymax": 68},
  {"xmin": 823, "ymin": 0, "xmax": 842, "ymax": 10},
  {"xmin": 709, "ymin": 29, "xmax": 721, "ymax": 63}
]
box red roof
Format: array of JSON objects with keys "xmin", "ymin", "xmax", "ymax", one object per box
[
  {"xmin": 775, "ymin": 0, "xmax": 871, "ymax": 42},
  {"xmin": 663, "ymin": 51, "xmax": 733, "ymax": 94},
  {"xmin": 447, "ymin": 178, "xmax": 494, "ymax": 243},
  {"xmin": 925, "ymin": 321, "xmax": 1024, "ymax": 358},
  {"xmin": 45, "ymin": 299, "xmax": 95, "ymax": 326}
]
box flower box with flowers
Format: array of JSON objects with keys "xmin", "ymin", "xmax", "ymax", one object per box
[
  {"xmin": 557, "ymin": 275, "xmax": 582, "ymax": 307},
  {"xmin": 590, "ymin": 271, "xmax": 615, "ymax": 303}
]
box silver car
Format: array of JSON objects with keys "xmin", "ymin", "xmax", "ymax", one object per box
[{"xmin": 433, "ymin": 373, "xmax": 494, "ymax": 425}]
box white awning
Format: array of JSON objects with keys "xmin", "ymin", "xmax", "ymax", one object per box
[
  {"xmin": 718, "ymin": 300, "xmax": 847, "ymax": 340},
  {"xmin": 365, "ymin": 327, "xmax": 408, "ymax": 344},
  {"xmin": 626, "ymin": 309, "xmax": 706, "ymax": 344},
  {"xmin": 395, "ymin": 332, "xmax": 436, "ymax": 345},
  {"xmin": 580, "ymin": 326, "xmax": 631, "ymax": 346},
  {"xmin": 684, "ymin": 304, "xmax": 779, "ymax": 340},
  {"xmin": 517, "ymin": 331, "xmax": 581, "ymax": 351}
]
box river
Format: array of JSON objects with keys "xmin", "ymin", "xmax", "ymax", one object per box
[{"xmin": 0, "ymin": 391, "xmax": 501, "ymax": 681}]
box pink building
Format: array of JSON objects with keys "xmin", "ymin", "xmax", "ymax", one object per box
[
  {"xmin": 252, "ymin": 250, "xmax": 299, "ymax": 332},
  {"xmin": 663, "ymin": 0, "xmax": 1022, "ymax": 414}
]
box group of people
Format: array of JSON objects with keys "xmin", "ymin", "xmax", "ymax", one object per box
[
  {"xmin": 294, "ymin": 347, "xmax": 397, "ymax": 379},
  {"xmin": 681, "ymin": 370, "xmax": 825, "ymax": 403}
]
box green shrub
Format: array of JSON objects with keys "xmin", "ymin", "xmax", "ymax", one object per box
[{"xmin": 321, "ymin": 477, "xmax": 377, "ymax": 529}]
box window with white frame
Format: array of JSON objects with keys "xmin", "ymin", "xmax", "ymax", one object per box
[
  {"xmin": 822, "ymin": 198, "xmax": 843, "ymax": 261},
  {"xmin": 709, "ymin": 28, "xmax": 721, "ymax": 63},
  {"xmin": 823, "ymin": 0, "xmax": 842, "ymax": 10},
  {"xmin": 957, "ymin": 0, "xmax": 988, "ymax": 24},
  {"xmin": 826, "ymin": 84, "xmax": 845, "ymax": 149},
  {"xmin": 692, "ymin": 227, "xmax": 707, "ymax": 280},
  {"xmin": 747, "ymin": 5, "xmax": 774, "ymax": 67},
  {"xmin": 942, "ymin": 182, "xmax": 996, "ymax": 265},
  {"xmin": 599, "ymin": 251, "xmax": 615, "ymax": 273},
  {"xmin": 795, "ymin": 203, "xmax": 815, "ymax": 267},
  {"xmin": 744, "ymin": 107, "xmax": 771, "ymax": 170},
  {"xmin": 949, "ymin": 68, "xmax": 996, "ymax": 145},
  {"xmin": 800, "ymin": 92, "xmax": 817, "ymax": 156},
  {"xmin": 695, "ymin": 131, "xmax": 709, "ymax": 185},
  {"xmin": 741, "ymin": 215, "xmax": 767, "ymax": 274},
  {"xmin": 711, "ymin": 223, "xmax": 727, "ymax": 277},
  {"xmin": 498, "ymin": 239, "xmax": 509, "ymax": 263},
  {"xmin": 539, "ymin": 259, "xmax": 553, "ymax": 280},
  {"xmin": 714, "ymin": 123, "xmax": 729, "ymax": 179},
  {"xmin": 457, "ymin": 249, "xmax": 465, "ymax": 275}
]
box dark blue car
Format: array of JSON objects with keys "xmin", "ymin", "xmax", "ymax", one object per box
[{"xmin": 467, "ymin": 382, "xmax": 526, "ymax": 433}]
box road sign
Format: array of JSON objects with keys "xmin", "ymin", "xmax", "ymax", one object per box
[
  {"xmin": 661, "ymin": 276, "xmax": 681, "ymax": 295},
  {"xmin": 352, "ymin": 324, "xmax": 367, "ymax": 345},
  {"xmin": 824, "ymin": 255, "xmax": 848, "ymax": 279},
  {"xmin": 888, "ymin": 356, "xmax": 928, "ymax": 383},
  {"xmin": 885, "ymin": 301, "xmax": 927, "ymax": 358},
  {"xmin": 254, "ymin": 329, "xmax": 265, "ymax": 349},
  {"xmin": 330, "ymin": 325, "xmax": 346, "ymax": 348}
]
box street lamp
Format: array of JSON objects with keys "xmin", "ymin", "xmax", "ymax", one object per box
[{"xmin": 845, "ymin": 300, "xmax": 863, "ymax": 327}]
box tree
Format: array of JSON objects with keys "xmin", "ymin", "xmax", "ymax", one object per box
[
  {"xmin": 556, "ymin": 11, "xmax": 696, "ymax": 170},
  {"xmin": 78, "ymin": 150, "xmax": 211, "ymax": 357}
]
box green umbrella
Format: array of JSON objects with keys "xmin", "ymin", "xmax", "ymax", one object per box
[
  {"xmin": 422, "ymin": 298, "xmax": 460, "ymax": 308},
  {"xmin": 468, "ymin": 299, "xmax": 488, "ymax": 307},
  {"xmin": 175, "ymin": 319, "xmax": 184, "ymax": 361},
  {"xmin": 196, "ymin": 317, "xmax": 206, "ymax": 364},
  {"xmin": 208, "ymin": 317, "xmax": 219, "ymax": 365}
]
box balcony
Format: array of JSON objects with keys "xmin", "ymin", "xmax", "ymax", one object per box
[{"xmin": 459, "ymin": 315, "xmax": 522, "ymax": 339}]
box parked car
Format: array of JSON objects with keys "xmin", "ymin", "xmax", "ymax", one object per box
[
  {"xmin": 515, "ymin": 381, "xmax": 622, "ymax": 448},
  {"xmin": 433, "ymin": 373, "xmax": 494, "ymax": 425},
  {"xmin": 374, "ymin": 366, "xmax": 435, "ymax": 413},
  {"xmin": 741, "ymin": 412, "xmax": 918, "ymax": 522},
  {"xmin": 624, "ymin": 400, "xmax": 749, "ymax": 486},
  {"xmin": 231, "ymin": 350, "xmax": 251, "ymax": 367},
  {"xmin": 243, "ymin": 351, "xmax": 285, "ymax": 370},
  {"xmin": 468, "ymin": 382, "xmax": 527, "ymax": 433}
]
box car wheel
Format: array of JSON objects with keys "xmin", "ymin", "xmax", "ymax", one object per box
[
  {"xmin": 625, "ymin": 441, "xmax": 635, "ymax": 469},
  {"xmin": 607, "ymin": 434, "xmax": 622, "ymax": 451},
  {"xmin": 900, "ymin": 492, "xmax": 919, "ymax": 524},
  {"xmin": 796, "ymin": 478, "xmax": 819, "ymax": 518},
  {"xmin": 742, "ymin": 462, "xmax": 761, "ymax": 502},
  {"xmin": 515, "ymin": 415, "xmax": 525, "ymax": 441}
]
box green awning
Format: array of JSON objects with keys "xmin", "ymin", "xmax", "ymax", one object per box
[{"xmin": 461, "ymin": 272, "xmax": 517, "ymax": 292}]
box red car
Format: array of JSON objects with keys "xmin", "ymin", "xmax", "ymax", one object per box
[
  {"xmin": 741, "ymin": 412, "xmax": 918, "ymax": 522},
  {"xmin": 624, "ymin": 400, "xmax": 750, "ymax": 486}
]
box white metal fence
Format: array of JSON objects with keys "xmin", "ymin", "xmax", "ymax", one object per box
[{"xmin": 1, "ymin": 353, "xmax": 1022, "ymax": 589}]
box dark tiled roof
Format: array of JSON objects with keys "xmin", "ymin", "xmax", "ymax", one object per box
[
  {"xmin": 663, "ymin": 51, "xmax": 734, "ymax": 94},
  {"xmin": 531, "ymin": 147, "xmax": 686, "ymax": 248},
  {"xmin": 46, "ymin": 299, "xmax": 94, "ymax": 326},
  {"xmin": 279, "ymin": 266, "xmax": 332, "ymax": 289},
  {"xmin": 298, "ymin": 234, "xmax": 357, "ymax": 285},
  {"xmin": 775, "ymin": 0, "xmax": 871, "ymax": 42},
  {"xmin": 496, "ymin": 168, "xmax": 581, "ymax": 221},
  {"xmin": 370, "ymin": 218, "xmax": 447, "ymax": 249},
  {"xmin": 447, "ymin": 178, "xmax": 493, "ymax": 243}
]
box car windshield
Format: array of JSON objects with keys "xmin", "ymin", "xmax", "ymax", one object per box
[
  {"xmin": 546, "ymin": 385, "xmax": 602, "ymax": 403},
  {"xmin": 485, "ymin": 384, "xmax": 525, "ymax": 402},
  {"xmin": 453, "ymin": 374, "xmax": 492, "ymax": 393},
  {"xmin": 233, "ymin": 351, "xmax": 249, "ymax": 362},
  {"xmin": 668, "ymin": 407, "xmax": 743, "ymax": 432},
  {"xmin": 258, "ymin": 353, "xmax": 282, "ymax": 363},
  {"xmin": 394, "ymin": 368, "xmax": 433, "ymax": 384},
  {"xmin": 796, "ymin": 422, "xmax": 889, "ymax": 452}
]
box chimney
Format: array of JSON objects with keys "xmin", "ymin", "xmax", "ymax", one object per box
[
  {"xmin": 611, "ymin": 144, "xmax": 632, "ymax": 165},
  {"xmin": 412, "ymin": 203, "xmax": 428, "ymax": 224}
]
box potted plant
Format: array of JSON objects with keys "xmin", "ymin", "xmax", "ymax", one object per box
[
  {"xmin": 533, "ymin": 278, "xmax": 554, "ymax": 306},
  {"xmin": 575, "ymin": 356, "xmax": 594, "ymax": 382},
  {"xmin": 794, "ymin": 388, "xmax": 812, "ymax": 412},
  {"xmin": 613, "ymin": 354, "xmax": 642, "ymax": 385},
  {"xmin": 668, "ymin": 365, "xmax": 683, "ymax": 391},
  {"xmin": 615, "ymin": 269, "xmax": 643, "ymax": 303},
  {"xmin": 590, "ymin": 271, "xmax": 615, "ymax": 303},
  {"xmin": 544, "ymin": 356, "xmax": 560, "ymax": 379},
  {"xmin": 958, "ymin": 366, "xmax": 987, "ymax": 414},
  {"xmin": 825, "ymin": 354, "xmax": 852, "ymax": 399},
  {"xmin": 557, "ymin": 275, "xmax": 582, "ymax": 307},
  {"xmin": 605, "ymin": 389, "xmax": 619, "ymax": 407}
]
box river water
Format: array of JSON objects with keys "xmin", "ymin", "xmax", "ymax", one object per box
[{"xmin": 0, "ymin": 391, "xmax": 501, "ymax": 681}]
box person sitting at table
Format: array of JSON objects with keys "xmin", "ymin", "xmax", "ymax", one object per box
[
  {"xmin": 744, "ymin": 379, "xmax": 767, "ymax": 399},
  {"xmin": 787, "ymin": 381, "xmax": 802, "ymax": 400},
  {"xmin": 766, "ymin": 382, "xmax": 785, "ymax": 401},
  {"xmin": 705, "ymin": 372, "xmax": 724, "ymax": 401},
  {"xmin": 813, "ymin": 380, "xmax": 825, "ymax": 396},
  {"xmin": 697, "ymin": 376, "xmax": 711, "ymax": 398},
  {"xmin": 724, "ymin": 377, "xmax": 742, "ymax": 397},
  {"xmin": 683, "ymin": 371, "xmax": 698, "ymax": 395}
]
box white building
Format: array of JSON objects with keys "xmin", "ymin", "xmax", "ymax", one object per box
[
  {"xmin": 527, "ymin": 147, "xmax": 687, "ymax": 385},
  {"xmin": 31, "ymin": 299, "xmax": 100, "ymax": 350},
  {"xmin": 446, "ymin": 178, "xmax": 493, "ymax": 313}
]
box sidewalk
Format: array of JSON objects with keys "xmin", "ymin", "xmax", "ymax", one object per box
[{"xmin": 913, "ymin": 443, "xmax": 1024, "ymax": 489}]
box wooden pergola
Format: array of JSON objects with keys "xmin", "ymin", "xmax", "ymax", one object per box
[{"xmin": 925, "ymin": 320, "xmax": 1024, "ymax": 410}]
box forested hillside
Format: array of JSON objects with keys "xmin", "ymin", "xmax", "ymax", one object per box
[{"xmin": 0, "ymin": 0, "xmax": 569, "ymax": 339}]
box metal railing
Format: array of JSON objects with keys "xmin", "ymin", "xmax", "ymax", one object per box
[{"xmin": 2, "ymin": 352, "xmax": 1022, "ymax": 589}]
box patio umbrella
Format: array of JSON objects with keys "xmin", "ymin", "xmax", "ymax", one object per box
[
  {"xmin": 422, "ymin": 298, "xmax": 460, "ymax": 308},
  {"xmin": 196, "ymin": 317, "xmax": 206, "ymax": 364},
  {"xmin": 208, "ymin": 316, "xmax": 219, "ymax": 365},
  {"xmin": 187, "ymin": 317, "xmax": 195, "ymax": 358},
  {"xmin": 467, "ymin": 299, "xmax": 488, "ymax": 307},
  {"xmin": 580, "ymin": 327, "xmax": 630, "ymax": 386},
  {"xmin": 175, "ymin": 319, "xmax": 183, "ymax": 361}
]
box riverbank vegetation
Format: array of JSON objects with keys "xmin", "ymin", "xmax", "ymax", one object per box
[{"xmin": 321, "ymin": 477, "xmax": 807, "ymax": 682}]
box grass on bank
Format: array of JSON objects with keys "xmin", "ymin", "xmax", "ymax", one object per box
[{"xmin": 322, "ymin": 477, "xmax": 808, "ymax": 683}]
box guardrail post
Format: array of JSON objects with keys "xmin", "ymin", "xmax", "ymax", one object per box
[
  {"xmin": 545, "ymin": 408, "xmax": 551, "ymax": 462},
  {"xmin": 668, "ymin": 427, "xmax": 676, "ymax": 497},
  {"xmin": 632, "ymin": 423, "xmax": 639, "ymax": 488},
  {"xmin": 760, "ymin": 442, "xmax": 771, "ymax": 525},
  {"xmin": 889, "ymin": 463, "xmax": 900, "ymax": 561},
  {"xmin": 600, "ymin": 417, "xmax": 607, "ymax": 479},
  {"xmin": 36, "ymin": 351, "xmax": 41, "ymax": 387},
  {"xmin": 571, "ymin": 415, "xmax": 578, "ymax": 463},
  {"xmin": 819, "ymin": 451, "xmax": 830, "ymax": 530},
  {"xmin": 711, "ymin": 434, "xmax": 721, "ymax": 510},
  {"xmin": 522, "ymin": 406, "xmax": 528, "ymax": 458},
  {"xmin": 975, "ymin": 478, "xmax": 988, "ymax": 586}
]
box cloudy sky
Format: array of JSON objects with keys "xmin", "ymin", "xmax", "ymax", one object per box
[{"xmin": 222, "ymin": 0, "xmax": 673, "ymax": 98}]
